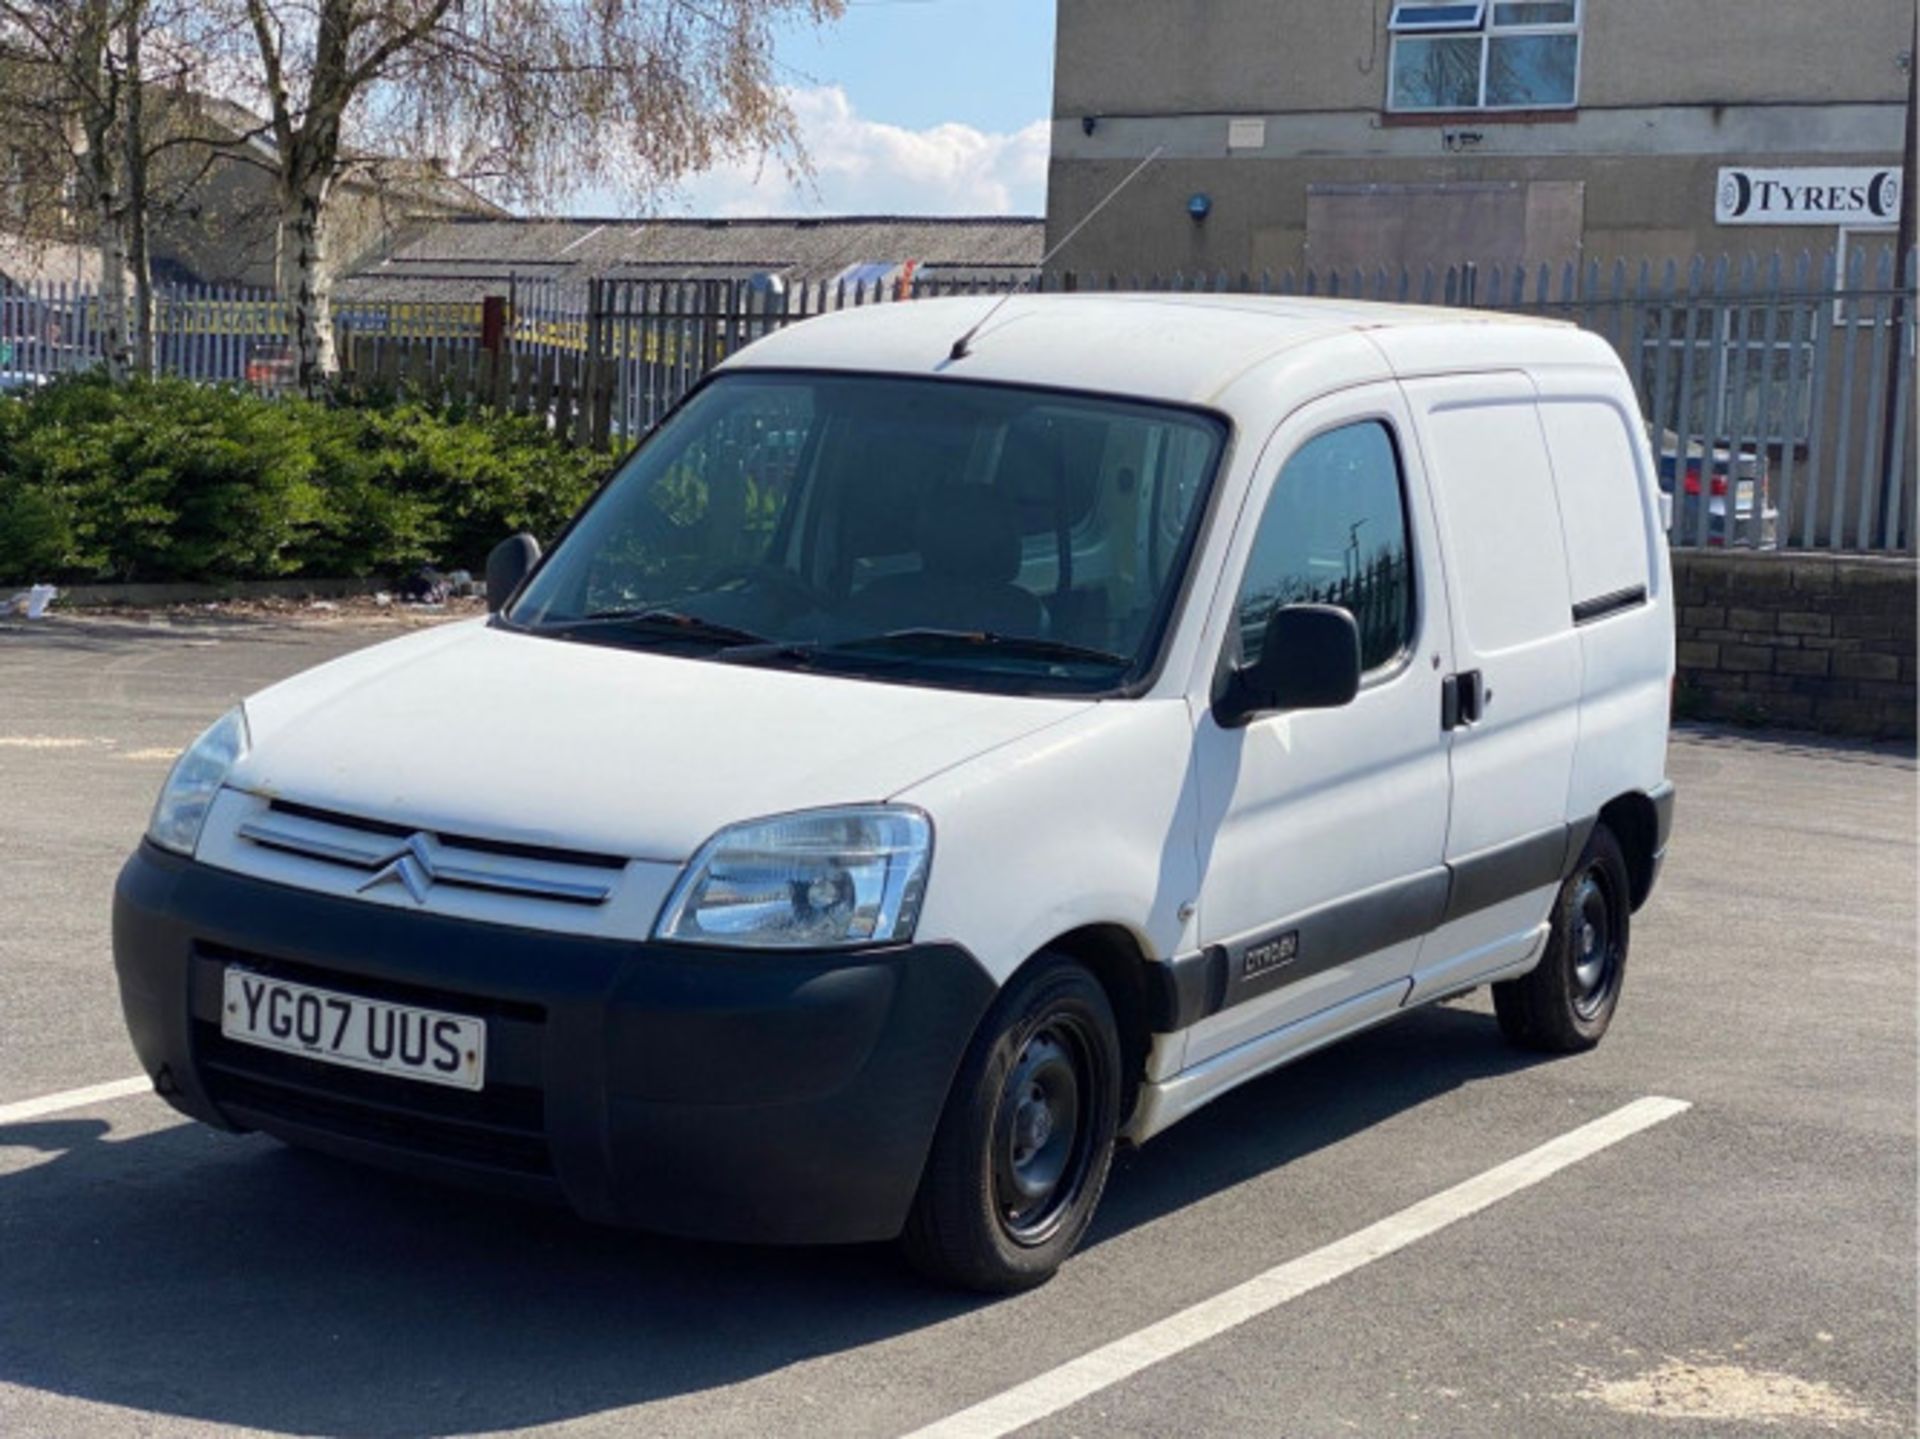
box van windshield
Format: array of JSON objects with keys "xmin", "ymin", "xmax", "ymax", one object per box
[{"xmin": 505, "ymin": 372, "xmax": 1228, "ymax": 694}]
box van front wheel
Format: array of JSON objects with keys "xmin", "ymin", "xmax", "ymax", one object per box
[
  {"xmin": 1494, "ymin": 823, "xmax": 1631, "ymax": 1052},
  {"xmin": 900, "ymin": 954, "xmax": 1121, "ymax": 1293}
]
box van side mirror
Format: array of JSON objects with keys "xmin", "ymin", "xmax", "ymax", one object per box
[
  {"xmin": 1215, "ymin": 604, "xmax": 1362, "ymax": 727},
  {"xmin": 485, "ymin": 533, "xmax": 542, "ymax": 614}
]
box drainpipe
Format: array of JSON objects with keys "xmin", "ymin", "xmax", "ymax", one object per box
[{"xmin": 1876, "ymin": 12, "xmax": 1915, "ymax": 547}]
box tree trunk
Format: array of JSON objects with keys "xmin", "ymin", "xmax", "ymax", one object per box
[
  {"xmin": 95, "ymin": 218, "xmax": 131, "ymax": 382},
  {"xmin": 123, "ymin": 2, "xmax": 154, "ymax": 379},
  {"xmin": 75, "ymin": 0, "xmax": 128, "ymax": 383},
  {"xmin": 88, "ymin": 138, "xmax": 131, "ymax": 384},
  {"xmin": 276, "ymin": 174, "xmax": 336, "ymax": 394},
  {"xmin": 126, "ymin": 185, "xmax": 154, "ymax": 380}
]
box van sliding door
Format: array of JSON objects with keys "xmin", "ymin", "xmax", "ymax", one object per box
[{"xmin": 1399, "ymin": 373, "xmax": 1583, "ymax": 1002}]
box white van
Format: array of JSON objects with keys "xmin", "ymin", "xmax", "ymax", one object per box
[{"xmin": 114, "ymin": 295, "xmax": 1674, "ymax": 1291}]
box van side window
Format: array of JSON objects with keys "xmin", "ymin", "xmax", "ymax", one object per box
[{"xmin": 1233, "ymin": 421, "xmax": 1415, "ymax": 672}]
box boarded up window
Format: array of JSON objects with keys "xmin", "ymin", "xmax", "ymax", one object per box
[{"xmin": 1305, "ymin": 180, "xmax": 1583, "ymax": 277}]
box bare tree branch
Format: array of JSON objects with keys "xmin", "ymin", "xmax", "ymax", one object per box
[{"xmin": 203, "ymin": 0, "xmax": 843, "ymax": 391}]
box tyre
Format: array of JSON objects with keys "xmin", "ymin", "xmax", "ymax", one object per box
[
  {"xmin": 900, "ymin": 953, "xmax": 1122, "ymax": 1293},
  {"xmin": 1494, "ymin": 823, "xmax": 1631, "ymax": 1052}
]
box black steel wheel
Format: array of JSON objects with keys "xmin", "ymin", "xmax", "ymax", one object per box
[
  {"xmin": 1494, "ymin": 823, "xmax": 1632, "ymax": 1052},
  {"xmin": 994, "ymin": 1016, "xmax": 1104, "ymax": 1246},
  {"xmin": 901, "ymin": 954, "xmax": 1122, "ymax": 1292},
  {"xmin": 1568, "ymin": 866, "xmax": 1625, "ymax": 1021}
]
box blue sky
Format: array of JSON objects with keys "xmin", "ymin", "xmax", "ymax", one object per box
[
  {"xmin": 780, "ymin": 0, "xmax": 1056, "ymax": 136},
  {"xmin": 578, "ymin": 0, "xmax": 1057, "ymax": 218}
]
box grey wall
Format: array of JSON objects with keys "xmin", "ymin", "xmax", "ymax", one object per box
[
  {"xmin": 1045, "ymin": 144, "xmax": 1907, "ymax": 279},
  {"xmin": 1046, "ymin": 0, "xmax": 1912, "ymax": 278},
  {"xmin": 1054, "ymin": 0, "xmax": 1912, "ymax": 117}
]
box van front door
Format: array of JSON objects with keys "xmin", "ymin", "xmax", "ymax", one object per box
[
  {"xmin": 1399, "ymin": 374, "xmax": 1584, "ymax": 1001},
  {"xmin": 1183, "ymin": 389, "xmax": 1456, "ymax": 1069}
]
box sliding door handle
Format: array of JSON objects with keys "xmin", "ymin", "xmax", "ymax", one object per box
[{"xmin": 1441, "ymin": 670, "xmax": 1485, "ymax": 731}]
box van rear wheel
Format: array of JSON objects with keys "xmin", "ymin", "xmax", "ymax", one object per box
[
  {"xmin": 1494, "ymin": 823, "xmax": 1630, "ymax": 1052},
  {"xmin": 900, "ymin": 954, "xmax": 1121, "ymax": 1293}
]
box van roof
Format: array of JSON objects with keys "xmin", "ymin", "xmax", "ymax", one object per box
[{"xmin": 720, "ymin": 292, "xmax": 1587, "ymax": 408}]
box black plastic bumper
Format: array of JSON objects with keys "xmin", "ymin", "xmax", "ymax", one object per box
[
  {"xmin": 112, "ymin": 843, "xmax": 996, "ymax": 1245},
  {"xmin": 1647, "ymin": 779, "xmax": 1676, "ymax": 903}
]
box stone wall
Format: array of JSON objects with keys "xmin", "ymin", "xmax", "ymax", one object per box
[{"xmin": 1673, "ymin": 552, "xmax": 1916, "ymax": 741}]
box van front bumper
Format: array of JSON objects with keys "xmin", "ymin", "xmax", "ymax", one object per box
[{"xmin": 112, "ymin": 843, "xmax": 996, "ymax": 1245}]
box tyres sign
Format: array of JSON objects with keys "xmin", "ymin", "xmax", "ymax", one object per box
[{"xmin": 1716, "ymin": 167, "xmax": 1903, "ymax": 226}]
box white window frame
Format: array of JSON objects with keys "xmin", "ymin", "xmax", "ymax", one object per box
[
  {"xmin": 1834, "ymin": 226, "xmax": 1898, "ymax": 327},
  {"xmin": 1386, "ymin": 0, "xmax": 1583, "ymax": 115},
  {"xmin": 1388, "ymin": 2, "xmax": 1488, "ymax": 33}
]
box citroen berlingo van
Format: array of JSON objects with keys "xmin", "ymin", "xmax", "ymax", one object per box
[{"xmin": 115, "ymin": 294, "xmax": 1674, "ymax": 1292}]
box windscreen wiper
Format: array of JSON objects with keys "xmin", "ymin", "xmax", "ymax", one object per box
[
  {"xmin": 711, "ymin": 636, "xmax": 919, "ymax": 672},
  {"xmin": 543, "ymin": 608, "xmax": 771, "ymax": 648},
  {"xmin": 829, "ymin": 628, "xmax": 1130, "ymax": 667},
  {"xmin": 715, "ymin": 629, "xmax": 1129, "ymax": 673}
]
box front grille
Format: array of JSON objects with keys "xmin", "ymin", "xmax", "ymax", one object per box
[
  {"xmin": 266, "ymin": 799, "xmax": 628, "ymax": 871},
  {"xmin": 193, "ymin": 950, "xmax": 554, "ymax": 1178},
  {"xmin": 235, "ymin": 798, "xmax": 625, "ymax": 908}
]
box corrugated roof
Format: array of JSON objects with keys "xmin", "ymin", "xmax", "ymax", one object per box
[{"xmin": 339, "ymin": 215, "xmax": 1043, "ymax": 300}]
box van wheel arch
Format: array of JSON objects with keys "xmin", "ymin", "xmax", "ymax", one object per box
[
  {"xmin": 900, "ymin": 953, "xmax": 1124, "ymax": 1290},
  {"xmin": 1598, "ymin": 792, "xmax": 1659, "ymax": 911},
  {"xmin": 1000, "ymin": 925, "xmax": 1155, "ymax": 1132}
]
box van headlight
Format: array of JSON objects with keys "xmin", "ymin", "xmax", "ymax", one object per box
[
  {"xmin": 655, "ymin": 806, "xmax": 932, "ymax": 949},
  {"xmin": 147, "ymin": 706, "xmax": 249, "ymax": 856}
]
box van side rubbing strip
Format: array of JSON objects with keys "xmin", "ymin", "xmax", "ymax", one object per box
[
  {"xmin": 1571, "ymin": 585, "xmax": 1649, "ymax": 626},
  {"xmin": 1441, "ymin": 823, "xmax": 1580, "ymax": 926},
  {"xmin": 1145, "ymin": 947, "xmax": 1228, "ymax": 1034},
  {"xmin": 1148, "ymin": 869, "xmax": 1450, "ymax": 1033},
  {"xmin": 1562, "ymin": 814, "xmax": 1600, "ymax": 874},
  {"xmin": 1149, "ymin": 817, "xmax": 1601, "ymax": 1032}
]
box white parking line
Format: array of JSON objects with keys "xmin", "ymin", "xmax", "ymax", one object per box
[
  {"xmin": 904, "ymin": 1095, "xmax": 1692, "ymax": 1439},
  {"xmin": 0, "ymin": 1076, "xmax": 153, "ymax": 1126}
]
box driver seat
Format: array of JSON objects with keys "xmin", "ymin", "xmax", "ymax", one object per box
[{"xmin": 849, "ymin": 486, "xmax": 1044, "ymax": 636}]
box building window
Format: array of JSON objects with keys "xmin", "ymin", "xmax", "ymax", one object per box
[{"xmin": 1388, "ymin": 0, "xmax": 1581, "ymax": 113}]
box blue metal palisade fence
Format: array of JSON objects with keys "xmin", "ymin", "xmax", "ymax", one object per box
[
  {"xmin": 0, "ymin": 276, "xmax": 588, "ymax": 387},
  {"xmin": 579, "ymin": 246, "xmax": 1914, "ymax": 555},
  {"xmin": 2, "ymin": 248, "xmax": 1912, "ymax": 553}
]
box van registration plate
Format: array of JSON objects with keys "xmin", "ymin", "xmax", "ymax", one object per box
[{"xmin": 220, "ymin": 967, "xmax": 487, "ymax": 1091}]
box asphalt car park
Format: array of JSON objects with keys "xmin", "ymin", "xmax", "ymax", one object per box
[{"xmin": 1, "ymin": 613, "xmax": 1913, "ymax": 1438}]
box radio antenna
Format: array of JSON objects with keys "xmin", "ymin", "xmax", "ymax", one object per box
[{"xmin": 948, "ymin": 145, "xmax": 1165, "ymax": 363}]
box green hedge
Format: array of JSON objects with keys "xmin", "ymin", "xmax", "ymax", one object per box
[{"xmin": 0, "ymin": 375, "xmax": 615, "ymax": 585}]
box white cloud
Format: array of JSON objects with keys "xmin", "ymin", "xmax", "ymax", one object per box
[{"xmin": 659, "ymin": 86, "xmax": 1049, "ymax": 218}]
